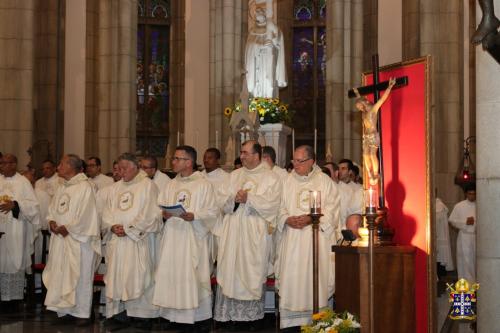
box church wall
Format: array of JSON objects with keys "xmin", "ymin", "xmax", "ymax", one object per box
[
  {"xmin": 325, "ymin": 0, "xmax": 364, "ymax": 163},
  {"xmin": 96, "ymin": 0, "xmax": 137, "ymax": 171},
  {"xmin": 403, "ymin": 0, "xmax": 465, "ymax": 210},
  {"xmin": 33, "ymin": 0, "xmax": 64, "ymax": 169},
  {"xmin": 0, "ymin": 0, "xmax": 35, "ymax": 168},
  {"xmin": 209, "ymin": 0, "xmax": 246, "ymax": 165}
]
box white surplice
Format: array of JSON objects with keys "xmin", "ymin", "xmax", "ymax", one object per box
[
  {"xmin": 449, "ymin": 199, "xmax": 476, "ymax": 282},
  {"xmin": 202, "ymin": 167, "xmax": 229, "ymax": 272},
  {"xmin": 213, "ymin": 163, "xmax": 281, "ymax": 322},
  {"xmin": 153, "ymin": 171, "xmax": 218, "ymax": 324},
  {"xmin": 152, "ymin": 170, "xmax": 171, "ymax": 192},
  {"xmin": 275, "ymin": 165, "xmax": 340, "ymax": 328},
  {"xmin": 0, "ymin": 173, "xmax": 40, "ymax": 300},
  {"xmin": 35, "ymin": 173, "xmax": 62, "ymax": 198},
  {"xmin": 89, "ymin": 173, "xmax": 114, "ymax": 191},
  {"xmin": 42, "ymin": 173, "xmax": 101, "ymax": 318},
  {"xmin": 436, "ymin": 198, "xmax": 454, "ymax": 271},
  {"xmin": 102, "ymin": 170, "xmax": 160, "ymax": 318}
]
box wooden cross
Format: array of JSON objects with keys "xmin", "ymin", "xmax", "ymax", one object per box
[{"xmin": 347, "ymin": 54, "xmax": 408, "ymax": 207}]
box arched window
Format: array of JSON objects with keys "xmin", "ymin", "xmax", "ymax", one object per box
[
  {"xmin": 290, "ymin": 0, "xmax": 326, "ymax": 159},
  {"xmin": 136, "ymin": 0, "xmax": 170, "ymax": 157}
]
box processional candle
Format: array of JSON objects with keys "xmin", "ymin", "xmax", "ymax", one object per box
[{"xmin": 309, "ymin": 191, "xmax": 321, "ymax": 215}]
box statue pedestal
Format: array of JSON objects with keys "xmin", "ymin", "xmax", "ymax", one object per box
[{"xmin": 258, "ymin": 123, "xmax": 292, "ymax": 168}]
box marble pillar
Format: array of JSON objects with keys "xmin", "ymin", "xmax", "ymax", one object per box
[
  {"xmin": 209, "ymin": 0, "xmax": 245, "ymax": 164},
  {"xmin": 0, "ymin": 0, "xmax": 35, "ymax": 168},
  {"xmin": 476, "ymin": 2, "xmax": 500, "ymax": 330},
  {"xmin": 325, "ymin": 0, "xmax": 363, "ymax": 163},
  {"xmin": 97, "ymin": 0, "xmax": 136, "ymax": 170}
]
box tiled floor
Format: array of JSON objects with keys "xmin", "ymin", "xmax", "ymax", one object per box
[{"xmin": 0, "ymin": 301, "xmax": 279, "ymax": 333}]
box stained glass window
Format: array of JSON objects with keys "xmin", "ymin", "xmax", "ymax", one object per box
[
  {"xmin": 290, "ymin": 0, "xmax": 326, "ymax": 160},
  {"xmin": 137, "ymin": 0, "xmax": 170, "ymax": 157},
  {"xmin": 294, "ymin": 0, "xmax": 313, "ymax": 21}
]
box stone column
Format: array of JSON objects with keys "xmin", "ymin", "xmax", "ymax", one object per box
[
  {"xmin": 34, "ymin": 0, "xmax": 63, "ymax": 165},
  {"xmin": 97, "ymin": 0, "xmax": 136, "ymax": 170},
  {"xmin": 476, "ymin": 3, "xmax": 500, "ymax": 330},
  {"xmin": 0, "ymin": 0, "xmax": 35, "ymax": 167},
  {"xmin": 185, "ymin": 0, "xmax": 210, "ymax": 156},
  {"xmin": 402, "ymin": 0, "xmax": 464, "ymax": 208},
  {"xmin": 63, "ymin": 0, "xmax": 86, "ymax": 156},
  {"xmin": 209, "ymin": 0, "xmax": 245, "ymax": 164},
  {"xmin": 325, "ymin": 0, "xmax": 363, "ymax": 162}
]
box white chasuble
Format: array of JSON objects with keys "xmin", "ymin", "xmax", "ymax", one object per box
[
  {"xmin": 43, "ymin": 173, "xmax": 101, "ymax": 310},
  {"xmin": 275, "ymin": 165, "xmax": 340, "ymax": 313},
  {"xmin": 214, "ymin": 163, "xmax": 281, "ymax": 301},
  {"xmin": 153, "ymin": 171, "xmax": 218, "ymax": 322},
  {"xmin": 102, "ymin": 171, "xmax": 160, "ymax": 306},
  {"xmin": 0, "ymin": 173, "xmax": 40, "ymax": 274},
  {"xmin": 449, "ymin": 199, "xmax": 476, "ymax": 282}
]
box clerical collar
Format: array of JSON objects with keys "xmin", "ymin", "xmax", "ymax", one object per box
[
  {"xmin": 177, "ymin": 171, "xmax": 202, "ymax": 182},
  {"xmin": 292, "ymin": 164, "xmax": 320, "ymax": 181},
  {"xmin": 123, "ymin": 169, "xmax": 148, "ymax": 185}
]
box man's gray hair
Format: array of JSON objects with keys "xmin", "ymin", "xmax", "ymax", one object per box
[
  {"xmin": 66, "ymin": 154, "xmax": 83, "ymax": 171},
  {"xmin": 117, "ymin": 152, "xmax": 139, "ymax": 167},
  {"xmin": 295, "ymin": 145, "xmax": 315, "ymax": 161}
]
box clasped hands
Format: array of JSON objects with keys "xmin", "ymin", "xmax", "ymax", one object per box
[
  {"xmin": 466, "ymin": 216, "xmax": 475, "ymax": 225},
  {"xmin": 161, "ymin": 211, "xmax": 195, "ymax": 222},
  {"xmin": 0, "ymin": 200, "xmax": 14, "ymax": 214},
  {"xmin": 286, "ymin": 215, "xmax": 313, "ymax": 229},
  {"xmin": 234, "ymin": 189, "xmax": 248, "ymax": 204},
  {"xmin": 49, "ymin": 221, "xmax": 69, "ymax": 237}
]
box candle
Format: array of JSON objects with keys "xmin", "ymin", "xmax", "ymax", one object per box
[
  {"xmin": 292, "ymin": 128, "xmax": 295, "ymax": 152},
  {"xmin": 314, "ymin": 129, "xmax": 317, "ymax": 155},
  {"xmin": 365, "ymin": 187, "xmax": 377, "ymax": 214},
  {"xmin": 215, "ymin": 130, "xmax": 219, "ymax": 149},
  {"xmin": 309, "ymin": 190, "xmax": 321, "ymax": 215},
  {"xmin": 177, "ymin": 131, "xmax": 180, "ymax": 146}
]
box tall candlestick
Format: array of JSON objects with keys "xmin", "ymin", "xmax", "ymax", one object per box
[
  {"xmin": 177, "ymin": 131, "xmax": 180, "ymax": 146},
  {"xmin": 215, "ymin": 130, "xmax": 219, "ymax": 149},
  {"xmin": 292, "ymin": 128, "xmax": 295, "ymax": 152},
  {"xmin": 314, "ymin": 129, "xmax": 317, "ymax": 155},
  {"xmin": 309, "ymin": 190, "xmax": 321, "ymax": 215}
]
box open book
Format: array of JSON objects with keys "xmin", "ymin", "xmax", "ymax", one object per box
[{"xmin": 159, "ymin": 204, "xmax": 186, "ymax": 217}]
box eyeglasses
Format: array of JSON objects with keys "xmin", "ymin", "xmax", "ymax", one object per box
[
  {"xmin": 172, "ymin": 157, "xmax": 190, "ymax": 161},
  {"xmin": 240, "ymin": 150, "xmax": 256, "ymax": 156},
  {"xmin": 291, "ymin": 158, "xmax": 311, "ymax": 164}
]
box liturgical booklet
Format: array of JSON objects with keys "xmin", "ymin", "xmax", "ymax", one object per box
[{"xmin": 159, "ymin": 204, "xmax": 186, "ymax": 217}]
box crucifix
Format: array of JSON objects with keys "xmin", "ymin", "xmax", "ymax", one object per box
[
  {"xmin": 347, "ymin": 54, "xmax": 408, "ymax": 333},
  {"xmin": 347, "ymin": 54, "xmax": 408, "ymax": 208}
]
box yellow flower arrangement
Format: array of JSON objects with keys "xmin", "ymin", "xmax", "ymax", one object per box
[
  {"xmin": 301, "ymin": 308, "xmax": 360, "ymax": 333},
  {"xmin": 223, "ymin": 97, "xmax": 293, "ymax": 125}
]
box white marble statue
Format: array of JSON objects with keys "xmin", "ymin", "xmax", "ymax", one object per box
[{"xmin": 245, "ymin": 6, "xmax": 287, "ymax": 98}]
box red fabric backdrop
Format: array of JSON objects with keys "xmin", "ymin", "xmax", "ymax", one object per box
[{"xmin": 364, "ymin": 58, "xmax": 430, "ymax": 333}]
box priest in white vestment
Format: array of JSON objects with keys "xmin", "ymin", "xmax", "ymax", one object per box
[
  {"xmin": 436, "ymin": 197, "xmax": 454, "ymax": 272},
  {"xmin": 35, "ymin": 159, "xmax": 62, "ymax": 198},
  {"xmin": 449, "ymin": 183, "xmax": 476, "ymax": 282},
  {"xmin": 43, "ymin": 154, "xmax": 101, "ymax": 324},
  {"xmin": 153, "ymin": 146, "xmax": 218, "ymax": 331},
  {"xmin": 140, "ymin": 155, "xmax": 171, "ymax": 191},
  {"xmin": 202, "ymin": 147, "xmax": 229, "ymax": 272},
  {"xmin": 86, "ymin": 156, "xmax": 114, "ymax": 191},
  {"xmin": 213, "ymin": 141, "xmax": 281, "ymax": 328},
  {"xmin": 275, "ymin": 146, "xmax": 340, "ymax": 329},
  {"xmin": 0, "ymin": 154, "xmax": 40, "ymax": 303},
  {"xmin": 262, "ymin": 146, "xmax": 288, "ymax": 182},
  {"xmin": 102, "ymin": 153, "xmax": 160, "ymax": 324}
]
